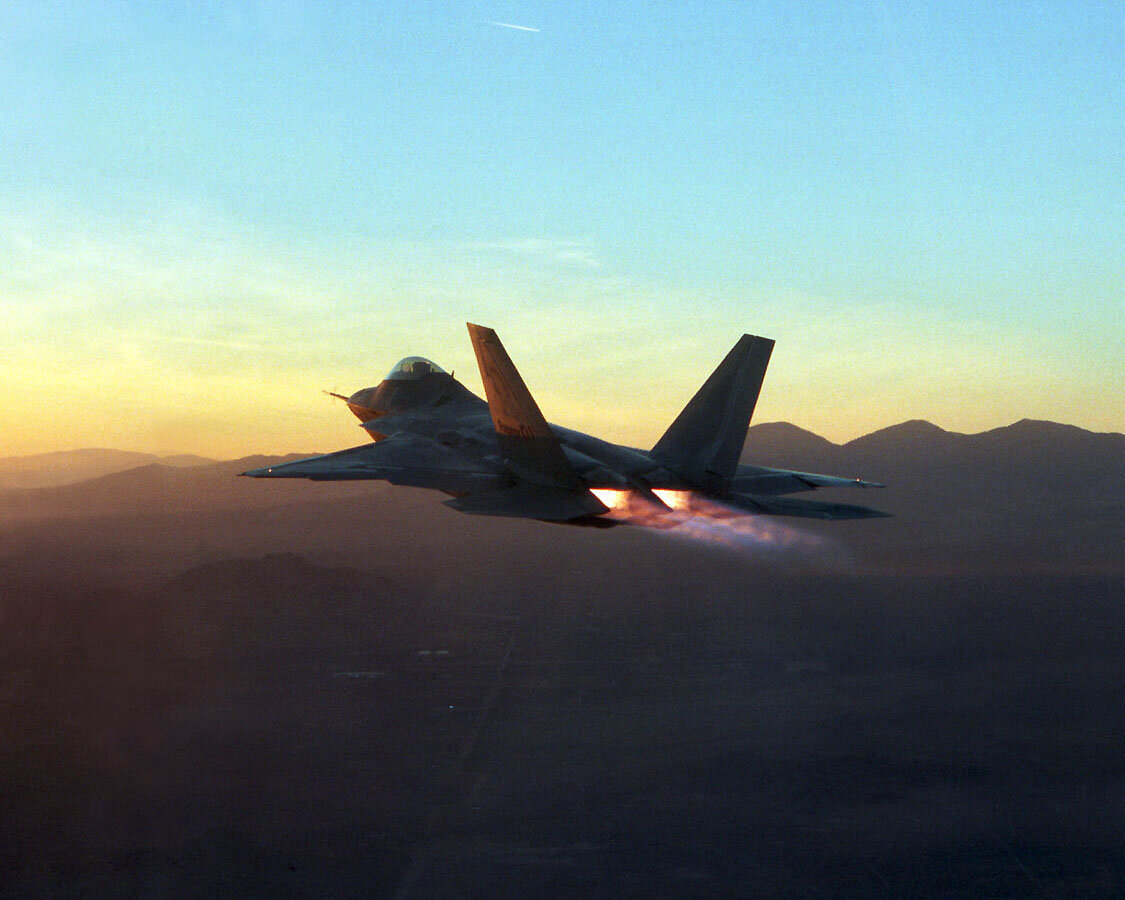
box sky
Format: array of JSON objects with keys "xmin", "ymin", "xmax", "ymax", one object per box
[{"xmin": 2, "ymin": 1, "xmax": 1122, "ymax": 458}]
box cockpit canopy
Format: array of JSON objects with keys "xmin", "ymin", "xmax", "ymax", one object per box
[{"xmin": 384, "ymin": 356, "xmax": 447, "ymax": 381}]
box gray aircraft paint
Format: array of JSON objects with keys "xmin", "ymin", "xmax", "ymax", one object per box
[{"xmin": 242, "ymin": 324, "xmax": 888, "ymax": 525}]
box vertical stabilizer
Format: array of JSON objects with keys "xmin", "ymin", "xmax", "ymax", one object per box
[
  {"xmin": 651, "ymin": 334, "xmax": 774, "ymax": 492},
  {"xmin": 466, "ymin": 323, "xmax": 582, "ymax": 490}
]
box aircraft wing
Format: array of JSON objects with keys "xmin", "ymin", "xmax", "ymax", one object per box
[
  {"xmin": 732, "ymin": 466, "xmax": 885, "ymax": 496},
  {"xmin": 240, "ymin": 436, "xmax": 505, "ymax": 494}
]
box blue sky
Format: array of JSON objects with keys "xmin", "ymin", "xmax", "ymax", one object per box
[{"xmin": 1, "ymin": 2, "xmax": 1121, "ymax": 456}]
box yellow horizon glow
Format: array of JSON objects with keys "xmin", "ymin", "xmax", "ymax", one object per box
[{"xmin": 3, "ymin": 220, "xmax": 1120, "ymax": 459}]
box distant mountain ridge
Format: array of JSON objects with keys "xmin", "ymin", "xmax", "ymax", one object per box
[
  {"xmin": 744, "ymin": 418, "xmax": 1125, "ymax": 498},
  {"xmin": 0, "ymin": 448, "xmax": 214, "ymax": 490},
  {"xmin": 0, "ymin": 419, "xmax": 1119, "ymax": 579},
  {"xmin": 0, "ymin": 454, "xmax": 375, "ymax": 519},
  {"xmin": 1, "ymin": 420, "xmax": 1120, "ymax": 519},
  {"xmin": 2, "ymin": 421, "xmax": 1121, "ymax": 565},
  {"xmin": 747, "ymin": 418, "xmax": 1123, "ymax": 453}
]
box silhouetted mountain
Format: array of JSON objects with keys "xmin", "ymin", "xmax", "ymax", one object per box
[
  {"xmin": 741, "ymin": 422, "xmax": 839, "ymax": 471},
  {"xmin": 0, "ymin": 454, "xmax": 378, "ymax": 519},
  {"xmin": 842, "ymin": 418, "xmax": 1125, "ymax": 503},
  {"xmin": 0, "ymin": 448, "xmax": 214, "ymax": 489},
  {"xmin": 1, "ymin": 420, "xmax": 1121, "ymax": 576},
  {"xmin": 845, "ymin": 416, "xmax": 1122, "ymax": 461},
  {"xmin": 160, "ymin": 453, "xmax": 216, "ymax": 468},
  {"xmin": 741, "ymin": 417, "xmax": 1125, "ymax": 571},
  {"xmin": 843, "ymin": 418, "xmax": 963, "ymax": 455},
  {"xmin": 745, "ymin": 418, "xmax": 1124, "ymax": 501}
]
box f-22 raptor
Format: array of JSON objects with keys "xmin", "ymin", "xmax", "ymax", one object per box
[{"xmin": 242, "ymin": 324, "xmax": 888, "ymax": 526}]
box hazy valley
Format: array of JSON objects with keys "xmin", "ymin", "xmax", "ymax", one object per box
[{"xmin": 2, "ymin": 419, "xmax": 1122, "ymax": 898}]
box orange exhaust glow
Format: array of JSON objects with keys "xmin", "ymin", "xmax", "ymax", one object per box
[
  {"xmin": 652, "ymin": 488, "xmax": 692, "ymax": 510},
  {"xmin": 590, "ymin": 488, "xmax": 631, "ymax": 510},
  {"xmin": 588, "ymin": 486, "xmax": 836, "ymax": 557}
]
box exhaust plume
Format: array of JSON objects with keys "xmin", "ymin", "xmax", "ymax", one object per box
[{"xmin": 591, "ymin": 488, "xmax": 842, "ymax": 558}]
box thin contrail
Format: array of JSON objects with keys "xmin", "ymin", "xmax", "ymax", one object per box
[{"xmin": 491, "ymin": 21, "xmax": 539, "ymax": 32}]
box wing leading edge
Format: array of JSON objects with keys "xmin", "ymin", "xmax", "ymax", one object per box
[{"xmin": 240, "ymin": 436, "xmax": 504, "ymax": 494}]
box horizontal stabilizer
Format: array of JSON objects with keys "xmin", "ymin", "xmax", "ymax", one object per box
[
  {"xmin": 726, "ymin": 492, "xmax": 891, "ymax": 520},
  {"xmin": 652, "ymin": 334, "xmax": 774, "ymax": 491},
  {"xmin": 444, "ymin": 486, "xmax": 609, "ymax": 521},
  {"xmin": 732, "ymin": 467, "xmax": 886, "ymax": 496}
]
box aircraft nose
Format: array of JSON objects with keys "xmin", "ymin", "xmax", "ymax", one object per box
[{"xmin": 344, "ymin": 387, "xmax": 386, "ymax": 423}]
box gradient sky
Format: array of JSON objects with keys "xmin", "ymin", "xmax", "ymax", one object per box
[{"xmin": 2, "ymin": 1, "xmax": 1122, "ymax": 458}]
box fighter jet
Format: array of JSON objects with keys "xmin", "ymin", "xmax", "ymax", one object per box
[{"xmin": 242, "ymin": 324, "xmax": 888, "ymax": 526}]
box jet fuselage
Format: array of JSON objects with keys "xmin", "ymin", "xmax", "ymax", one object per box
[{"xmin": 242, "ymin": 326, "xmax": 889, "ymax": 525}]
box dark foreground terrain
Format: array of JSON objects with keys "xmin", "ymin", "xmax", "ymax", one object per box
[{"xmin": 2, "ymin": 421, "xmax": 1123, "ymax": 898}]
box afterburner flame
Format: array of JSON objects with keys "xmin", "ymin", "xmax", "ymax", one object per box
[
  {"xmin": 590, "ymin": 487, "xmax": 835, "ymax": 556},
  {"xmin": 590, "ymin": 488, "xmax": 631, "ymax": 510},
  {"xmin": 652, "ymin": 488, "xmax": 692, "ymax": 510}
]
